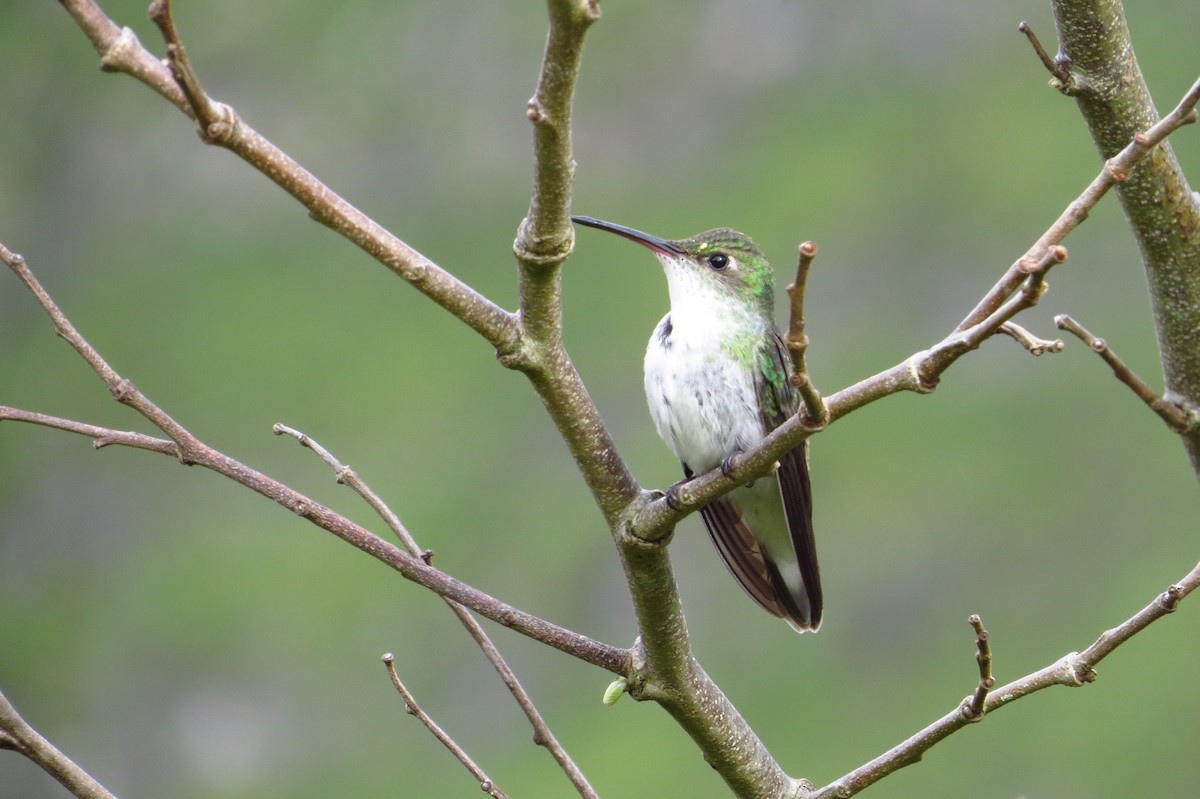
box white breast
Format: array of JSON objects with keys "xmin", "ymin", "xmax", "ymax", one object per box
[{"xmin": 643, "ymin": 310, "xmax": 766, "ymax": 474}]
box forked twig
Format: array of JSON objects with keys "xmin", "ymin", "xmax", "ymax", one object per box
[
  {"xmin": 273, "ymin": 425, "xmax": 600, "ymax": 799},
  {"xmin": 0, "ymin": 242, "xmax": 628, "ymax": 677},
  {"xmin": 635, "ymin": 68, "xmax": 1200, "ymax": 537}
]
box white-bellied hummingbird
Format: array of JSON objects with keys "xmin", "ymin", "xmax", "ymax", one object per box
[{"xmin": 573, "ymin": 215, "xmax": 822, "ymax": 632}]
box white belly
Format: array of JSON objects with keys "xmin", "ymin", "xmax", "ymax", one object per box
[{"xmin": 643, "ymin": 314, "xmax": 765, "ymax": 474}]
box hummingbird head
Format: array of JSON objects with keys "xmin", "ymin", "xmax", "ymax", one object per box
[{"xmin": 571, "ymin": 216, "xmax": 775, "ymax": 318}]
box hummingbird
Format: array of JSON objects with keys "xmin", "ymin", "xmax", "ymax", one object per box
[{"xmin": 572, "ymin": 215, "xmax": 822, "ymax": 632}]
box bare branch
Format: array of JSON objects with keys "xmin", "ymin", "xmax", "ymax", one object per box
[
  {"xmin": 0, "ymin": 686, "xmax": 119, "ymax": 799},
  {"xmin": 274, "ymin": 425, "xmax": 600, "ymax": 799},
  {"xmin": 0, "ymin": 406, "xmax": 177, "ymax": 456},
  {"xmin": 956, "ymin": 73, "xmax": 1200, "ymax": 333},
  {"xmin": 56, "ymin": 0, "xmax": 520, "ymax": 354},
  {"xmin": 146, "ymin": 0, "xmax": 221, "ymax": 128},
  {"xmin": 1, "ymin": 243, "xmax": 628, "ymax": 676},
  {"xmin": 382, "ymin": 654, "xmax": 509, "ymax": 799},
  {"xmin": 1049, "ymin": 2, "xmax": 1200, "ymax": 474},
  {"xmin": 1054, "ymin": 314, "xmax": 1193, "ymax": 432},
  {"xmin": 630, "ymin": 68, "xmax": 1200, "ymax": 542},
  {"xmin": 812, "ymin": 559, "xmax": 1200, "ymax": 799},
  {"xmin": 785, "ymin": 240, "xmax": 828, "ymax": 427}
]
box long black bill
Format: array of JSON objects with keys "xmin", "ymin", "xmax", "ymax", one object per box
[{"xmin": 571, "ymin": 215, "xmax": 686, "ymax": 255}]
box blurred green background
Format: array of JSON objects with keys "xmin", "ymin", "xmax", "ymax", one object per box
[{"xmin": 2, "ymin": 2, "xmax": 1199, "ymax": 797}]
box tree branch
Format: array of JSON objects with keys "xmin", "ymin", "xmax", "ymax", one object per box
[
  {"xmin": 56, "ymin": 0, "xmax": 520, "ymax": 355},
  {"xmin": 0, "ymin": 242, "xmax": 628, "ymax": 677},
  {"xmin": 273, "ymin": 425, "xmax": 599, "ymax": 799},
  {"xmin": 1049, "ymin": 0, "xmax": 1200, "ymax": 473},
  {"xmin": 628, "ymin": 66, "xmax": 1200, "ymax": 542},
  {"xmin": 812, "ymin": 559, "xmax": 1200, "ymax": 799},
  {"xmin": 0, "ymin": 687, "xmax": 119, "ymax": 799}
]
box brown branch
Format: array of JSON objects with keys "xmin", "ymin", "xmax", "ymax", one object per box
[
  {"xmin": 0, "ymin": 406, "xmax": 177, "ymax": 456},
  {"xmin": 382, "ymin": 654, "xmax": 510, "ymax": 799},
  {"xmin": 274, "ymin": 425, "xmax": 599, "ymax": 799},
  {"xmin": 147, "ymin": 0, "xmax": 221, "ymax": 129},
  {"xmin": 0, "ymin": 243, "xmax": 628, "ymax": 676},
  {"xmin": 785, "ymin": 240, "xmax": 828, "ymax": 427},
  {"xmin": 628, "ymin": 246, "xmax": 1070, "ymax": 541},
  {"xmin": 812, "ymin": 559, "xmax": 1200, "ymax": 799},
  {"xmin": 630, "ymin": 68, "xmax": 1200, "ymax": 541},
  {"xmin": 0, "ymin": 686, "xmax": 119, "ymax": 799},
  {"xmin": 956, "ymin": 73, "xmax": 1200, "ymax": 333},
  {"xmin": 56, "ymin": 0, "xmax": 520, "ymax": 355},
  {"xmin": 1055, "ymin": 314, "xmax": 1193, "ymax": 432},
  {"xmin": 1049, "ymin": 2, "xmax": 1200, "ymax": 478}
]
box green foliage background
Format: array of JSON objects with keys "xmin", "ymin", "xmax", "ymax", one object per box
[{"xmin": 2, "ymin": 2, "xmax": 1199, "ymax": 797}]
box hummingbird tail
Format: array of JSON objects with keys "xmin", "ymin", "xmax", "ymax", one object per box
[{"xmin": 697, "ymin": 442, "xmax": 822, "ymax": 632}]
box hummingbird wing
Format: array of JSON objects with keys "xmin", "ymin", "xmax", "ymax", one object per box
[
  {"xmin": 759, "ymin": 329, "xmax": 823, "ymax": 630},
  {"xmin": 695, "ymin": 330, "xmax": 822, "ymax": 631},
  {"xmin": 698, "ymin": 493, "xmax": 814, "ymax": 627}
]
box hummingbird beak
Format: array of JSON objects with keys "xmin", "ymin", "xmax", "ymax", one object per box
[{"xmin": 571, "ymin": 215, "xmax": 686, "ymax": 256}]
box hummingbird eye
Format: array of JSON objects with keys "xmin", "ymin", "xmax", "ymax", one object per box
[{"xmin": 706, "ymin": 253, "xmax": 730, "ymax": 271}]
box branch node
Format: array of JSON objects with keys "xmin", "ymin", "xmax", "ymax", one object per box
[
  {"xmin": 526, "ymin": 98, "xmax": 548, "ymax": 124},
  {"xmin": 99, "ymin": 26, "xmax": 142, "ymax": 73},
  {"xmin": 1161, "ymin": 583, "xmax": 1184, "ymax": 612},
  {"xmin": 109, "ymin": 378, "xmax": 137, "ymax": 403}
]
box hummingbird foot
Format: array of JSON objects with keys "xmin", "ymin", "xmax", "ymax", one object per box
[
  {"xmin": 720, "ymin": 451, "xmax": 755, "ymax": 488},
  {"xmin": 664, "ymin": 478, "xmax": 689, "ymax": 510},
  {"xmin": 665, "ymin": 463, "xmax": 701, "ymax": 510}
]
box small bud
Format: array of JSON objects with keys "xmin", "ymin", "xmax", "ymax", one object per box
[{"xmin": 602, "ymin": 677, "xmax": 628, "ymax": 706}]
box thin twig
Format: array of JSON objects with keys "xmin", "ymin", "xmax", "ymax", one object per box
[
  {"xmin": 956, "ymin": 73, "xmax": 1200, "ymax": 333},
  {"xmin": 0, "ymin": 406, "xmax": 178, "ymax": 456},
  {"xmin": 961, "ymin": 615, "xmax": 994, "ymax": 721},
  {"xmin": 811, "ymin": 559, "xmax": 1200, "ymax": 799},
  {"xmin": 1018, "ymin": 21, "xmax": 1072, "ymax": 89},
  {"xmin": 785, "ymin": 240, "xmax": 828, "ymax": 427},
  {"xmin": 1055, "ymin": 314, "xmax": 1192, "ymax": 432},
  {"xmin": 382, "ymin": 654, "xmax": 509, "ymax": 799},
  {"xmin": 632, "ymin": 62, "xmax": 1200, "ymax": 538},
  {"xmin": 997, "ymin": 321, "xmax": 1064, "ymax": 355},
  {"xmin": 0, "ymin": 242, "xmax": 628, "ymax": 675},
  {"xmin": 57, "ymin": 0, "xmax": 519, "ymax": 352},
  {"xmin": 0, "ymin": 686, "xmax": 120, "ymax": 799},
  {"xmin": 274, "ymin": 424, "xmax": 600, "ymax": 799},
  {"xmin": 147, "ymin": 0, "xmax": 223, "ymax": 130}
]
